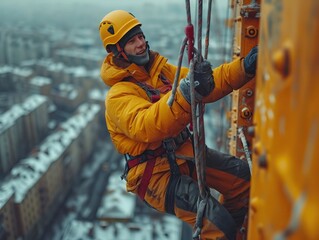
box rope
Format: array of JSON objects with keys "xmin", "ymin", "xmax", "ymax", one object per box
[
  {"xmin": 204, "ymin": 0, "xmax": 213, "ymax": 60},
  {"xmin": 186, "ymin": 0, "xmax": 194, "ymax": 63},
  {"xmin": 167, "ymin": 37, "xmax": 188, "ymax": 107},
  {"xmin": 167, "ymin": 0, "xmax": 193, "ymax": 106},
  {"xmin": 197, "ymin": 0, "xmax": 203, "ymax": 60},
  {"xmin": 192, "ymin": 1, "xmax": 213, "ymax": 239},
  {"xmin": 238, "ymin": 127, "xmax": 252, "ymax": 174},
  {"xmin": 189, "ymin": 57, "xmax": 208, "ymax": 240},
  {"xmin": 167, "ymin": 1, "xmax": 214, "ymax": 238}
]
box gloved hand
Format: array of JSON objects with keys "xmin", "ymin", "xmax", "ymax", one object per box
[
  {"xmin": 244, "ymin": 46, "xmax": 258, "ymax": 75},
  {"xmin": 179, "ymin": 60, "xmax": 215, "ymax": 103}
]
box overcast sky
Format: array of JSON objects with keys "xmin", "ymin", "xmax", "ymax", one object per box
[
  {"xmin": 0, "ymin": 0, "xmax": 228, "ymax": 27},
  {"xmin": 0, "ymin": 0, "xmax": 186, "ymax": 28}
]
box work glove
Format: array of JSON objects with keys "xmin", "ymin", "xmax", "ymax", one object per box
[
  {"xmin": 179, "ymin": 60, "xmax": 215, "ymax": 103},
  {"xmin": 243, "ymin": 45, "xmax": 258, "ymax": 75}
]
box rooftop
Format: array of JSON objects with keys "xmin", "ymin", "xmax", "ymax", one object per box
[{"xmin": 0, "ymin": 103, "xmax": 101, "ymax": 207}]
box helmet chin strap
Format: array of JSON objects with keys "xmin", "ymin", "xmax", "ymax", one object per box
[{"xmin": 115, "ymin": 43, "xmax": 129, "ymax": 61}]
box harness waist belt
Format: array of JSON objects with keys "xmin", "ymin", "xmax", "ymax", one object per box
[
  {"xmin": 124, "ymin": 127, "xmax": 191, "ymax": 201},
  {"xmin": 127, "ymin": 147, "xmax": 165, "ymax": 169},
  {"xmin": 126, "ymin": 127, "xmax": 191, "ymax": 169}
]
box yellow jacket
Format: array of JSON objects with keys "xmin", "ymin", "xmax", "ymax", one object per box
[{"xmin": 101, "ymin": 51, "xmax": 248, "ymax": 193}]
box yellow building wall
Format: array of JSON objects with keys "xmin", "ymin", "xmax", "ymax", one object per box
[{"xmin": 248, "ymin": 0, "xmax": 319, "ymax": 239}]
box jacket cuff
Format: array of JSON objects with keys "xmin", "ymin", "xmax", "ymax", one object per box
[
  {"xmin": 175, "ymin": 89, "xmax": 191, "ymax": 113},
  {"xmin": 240, "ymin": 57, "xmax": 256, "ymax": 81}
]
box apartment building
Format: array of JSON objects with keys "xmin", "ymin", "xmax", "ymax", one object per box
[
  {"xmin": 0, "ymin": 95, "xmax": 49, "ymax": 176},
  {"xmin": 0, "ymin": 31, "xmax": 50, "ymax": 67},
  {"xmin": 0, "ymin": 67, "xmax": 15, "ymax": 92},
  {"xmin": 29, "ymin": 76, "xmax": 52, "ymax": 96},
  {"xmin": 12, "ymin": 67, "xmax": 34, "ymax": 94},
  {"xmin": 0, "ymin": 103, "xmax": 101, "ymax": 240},
  {"xmin": 0, "ymin": 188, "xmax": 17, "ymax": 240},
  {"xmin": 54, "ymin": 48, "xmax": 102, "ymax": 70}
]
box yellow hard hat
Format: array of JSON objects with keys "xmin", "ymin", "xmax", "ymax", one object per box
[{"xmin": 99, "ymin": 10, "xmax": 142, "ymax": 50}]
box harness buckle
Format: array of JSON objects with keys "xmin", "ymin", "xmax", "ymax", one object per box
[
  {"xmin": 121, "ymin": 154, "xmax": 130, "ymax": 180},
  {"xmin": 174, "ymin": 128, "xmax": 191, "ymax": 146},
  {"xmin": 162, "ymin": 138, "xmax": 177, "ymax": 152},
  {"xmin": 162, "ymin": 138, "xmax": 180, "ymax": 176}
]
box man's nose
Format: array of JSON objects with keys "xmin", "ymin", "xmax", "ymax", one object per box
[{"xmin": 136, "ymin": 37, "xmax": 145, "ymax": 47}]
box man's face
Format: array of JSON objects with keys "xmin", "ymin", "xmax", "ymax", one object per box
[{"xmin": 124, "ymin": 33, "xmax": 147, "ymax": 57}]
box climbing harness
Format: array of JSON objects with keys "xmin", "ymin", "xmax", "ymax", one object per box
[
  {"xmin": 123, "ymin": 128, "xmax": 191, "ymax": 200},
  {"xmin": 125, "ymin": 73, "xmax": 172, "ymax": 103},
  {"xmin": 121, "ymin": 74, "xmax": 191, "ymax": 201}
]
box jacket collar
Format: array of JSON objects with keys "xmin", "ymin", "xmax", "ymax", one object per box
[{"xmin": 101, "ymin": 50, "xmax": 167, "ymax": 87}]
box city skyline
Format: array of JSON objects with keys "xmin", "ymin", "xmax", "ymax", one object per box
[{"xmin": 0, "ymin": 1, "xmax": 231, "ymax": 239}]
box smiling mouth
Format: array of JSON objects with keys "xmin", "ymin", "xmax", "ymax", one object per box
[{"xmin": 137, "ymin": 49, "xmax": 146, "ymax": 55}]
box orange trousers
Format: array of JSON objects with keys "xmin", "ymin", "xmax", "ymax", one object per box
[{"xmin": 144, "ymin": 148, "xmax": 251, "ymax": 240}]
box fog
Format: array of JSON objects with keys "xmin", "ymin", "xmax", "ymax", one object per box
[
  {"xmin": 0, "ymin": 0, "xmax": 185, "ymax": 29},
  {"xmin": 0, "ymin": 0, "xmax": 228, "ymax": 28}
]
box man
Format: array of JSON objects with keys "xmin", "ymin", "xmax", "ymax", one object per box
[{"xmin": 99, "ymin": 10, "xmax": 257, "ymax": 240}]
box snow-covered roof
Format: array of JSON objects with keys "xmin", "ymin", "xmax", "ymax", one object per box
[
  {"xmin": 30, "ymin": 76, "xmax": 52, "ymax": 86},
  {"xmin": 56, "ymin": 49, "xmax": 101, "ymax": 61},
  {"xmin": 12, "ymin": 67, "xmax": 33, "ymax": 77},
  {"xmin": 62, "ymin": 215, "xmax": 182, "ymax": 240},
  {"xmin": 88, "ymin": 89, "xmax": 108, "ymax": 102},
  {"xmin": 64, "ymin": 66, "xmax": 87, "ymax": 77},
  {"xmin": 0, "ymin": 66, "xmax": 33, "ymax": 77},
  {"xmin": 0, "ymin": 103, "xmax": 101, "ymax": 205},
  {"xmin": 97, "ymin": 172, "xmax": 135, "ymax": 221},
  {"xmin": 0, "ymin": 95, "xmax": 47, "ymax": 134},
  {"xmin": 0, "ymin": 184, "xmax": 14, "ymax": 209},
  {"xmin": 0, "ymin": 66, "xmax": 12, "ymax": 74}
]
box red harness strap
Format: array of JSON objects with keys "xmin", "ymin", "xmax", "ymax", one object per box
[
  {"xmin": 126, "ymin": 127, "xmax": 191, "ymax": 201},
  {"xmin": 127, "ymin": 146, "xmax": 166, "ymax": 200},
  {"xmin": 127, "ymin": 147, "xmax": 165, "ymax": 169},
  {"xmin": 137, "ymin": 159, "xmax": 156, "ymax": 200},
  {"xmin": 123, "ymin": 75, "xmax": 180, "ymax": 200},
  {"xmin": 124, "ymin": 74, "xmax": 172, "ymax": 104}
]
